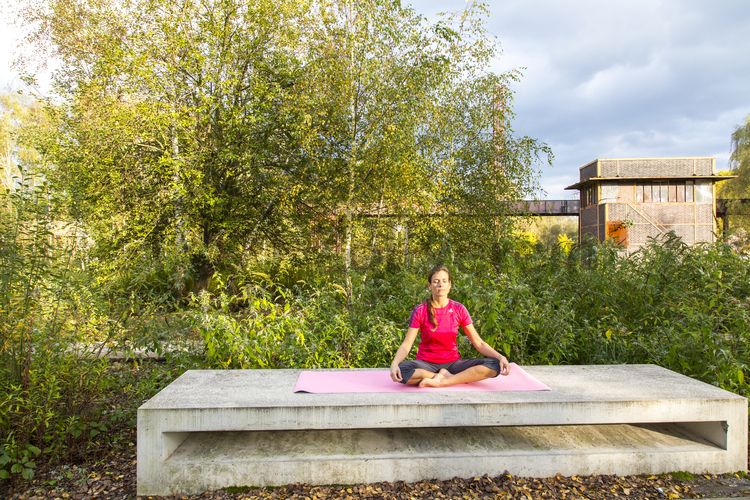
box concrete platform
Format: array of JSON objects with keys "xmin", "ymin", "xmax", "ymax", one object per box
[{"xmin": 137, "ymin": 365, "xmax": 748, "ymax": 496}]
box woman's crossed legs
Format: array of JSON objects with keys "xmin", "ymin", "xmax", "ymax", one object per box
[{"xmin": 398, "ymin": 358, "xmax": 500, "ymax": 388}]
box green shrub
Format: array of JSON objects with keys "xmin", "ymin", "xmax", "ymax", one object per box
[
  {"xmin": 0, "ymin": 187, "xmax": 121, "ymax": 481},
  {"xmin": 181, "ymin": 236, "xmax": 748, "ymax": 404},
  {"xmin": 2, "ymin": 183, "xmax": 748, "ymax": 485},
  {"xmin": 191, "ymin": 273, "xmax": 406, "ymax": 369},
  {"xmin": 0, "ymin": 442, "xmax": 40, "ymax": 480}
]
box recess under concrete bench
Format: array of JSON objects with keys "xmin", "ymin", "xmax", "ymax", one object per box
[{"xmin": 137, "ymin": 364, "xmax": 748, "ymax": 496}]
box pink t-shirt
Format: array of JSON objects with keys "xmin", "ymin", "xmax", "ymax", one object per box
[{"xmin": 408, "ymin": 299, "xmax": 473, "ymax": 363}]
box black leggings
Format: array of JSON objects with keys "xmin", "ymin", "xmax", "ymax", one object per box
[{"xmin": 398, "ymin": 358, "xmax": 500, "ymax": 384}]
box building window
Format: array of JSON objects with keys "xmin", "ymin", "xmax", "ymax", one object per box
[
  {"xmin": 636, "ymin": 181, "xmax": 695, "ymax": 203},
  {"xmin": 581, "ymin": 185, "xmax": 597, "ymax": 207},
  {"xmin": 695, "ymin": 182, "xmax": 712, "ymax": 203}
]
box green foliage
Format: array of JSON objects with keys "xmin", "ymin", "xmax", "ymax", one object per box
[
  {"xmin": 450, "ymin": 235, "xmax": 749, "ymax": 397},
  {"xmin": 669, "ymin": 471, "xmax": 695, "ymax": 481},
  {"xmin": 725, "ymin": 115, "xmax": 750, "ymax": 195},
  {"xmin": 2, "ymin": 186, "xmax": 749, "ymax": 485},
  {"xmin": 0, "ymin": 442, "xmax": 40, "ymax": 480},
  {"xmin": 178, "ymin": 237, "xmax": 749, "ymax": 403},
  {"xmin": 719, "ymin": 115, "xmax": 750, "ymax": 248},
  {"xmin": 192, "ymin": 272, "xmax": 407, "ymax": 369},
  {"xmin": 0, "ymin": 119, "xmax": 139, "ymax": 483},
  {"xmin": 522, "ymin": 216, "xmax": 578, "ymax": 248},
  {"xmin": 2, "ymin": 1, "xmax": 747, "ymax": 485},
  {"xmin": 0, "ymin": 190, "xmax": 111, "ymax": 482},
  {"xmin": 23, "ymin": 0, "xmax": 549, "ymax": 300}
]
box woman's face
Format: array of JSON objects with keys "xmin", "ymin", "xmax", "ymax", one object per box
[{"xmin": 429, "ymin": 270, "xmax": 451, "ymax": 300}]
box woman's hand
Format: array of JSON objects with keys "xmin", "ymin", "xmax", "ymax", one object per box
[
  {"xmin": 390, "ymin": 327, "xmax": 418, "ymax": 383},
  {"xmin": 498, "ymin": 355, "xmax": 510, "ymax": 375},
  {"xmin": 390, "ymin": 364, "xmax": 403, "ymax": 382}
]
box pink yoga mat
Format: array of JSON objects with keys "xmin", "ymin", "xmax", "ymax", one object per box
[{"xmin": 293, "ymin": 363, "xmax": 550, "ymax": 393}]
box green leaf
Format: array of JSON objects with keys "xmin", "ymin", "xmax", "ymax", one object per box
[{"xmin": 502, "ymin": 342, "xmax": 511, "ymax": 357}]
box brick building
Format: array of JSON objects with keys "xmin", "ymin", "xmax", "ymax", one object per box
[{"xmin": 566, "ymin": 157, "xmax": 735, "ymax": 251}]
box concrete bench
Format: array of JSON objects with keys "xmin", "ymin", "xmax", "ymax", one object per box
[{"xmin": 137, "ymin": 364, "xmax": 747, "ymax": 496}]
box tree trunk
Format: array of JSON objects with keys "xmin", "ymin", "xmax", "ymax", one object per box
[
  {"xmin": 403, "ymin": 223, "xmax": 409, "ymax": 267},
  {"xmin": 344, "ymin": 180, "xmax": 354, "ymax": 307},
  {"xmin": 191, "ymin": 251, "xmax": 215, "ymax": 294},
  {"xmin": 172, "ymin": 120, "xmax": 186, "ymax": 250},
  {"xmin": 344, "ymin": 0, "xmax": 357, "ymax": 308}
]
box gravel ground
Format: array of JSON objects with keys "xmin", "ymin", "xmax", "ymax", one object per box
[{"xmin": 2, "ymin": 428, "xmax": 748, "ymax": 500}]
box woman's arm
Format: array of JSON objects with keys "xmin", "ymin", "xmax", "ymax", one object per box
[
  {"xmin": 463, "ymin": 324, "xmax": 510, "ymax": 375},
  {"xmin": 390, "ymin": 327, "xmax": 419, "ymax": 382}
]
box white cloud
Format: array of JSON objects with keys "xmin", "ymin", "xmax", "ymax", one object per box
[
  {"xmin": 574, "ymin": 56, "xmax": 671, "ymax": 104},
  {"xmin": 471, "ymin": 0, "xmax": 750, "ymax": 197},
  {"xmin": 4, "ymin": 0, "xmax": 749, "ymax": 199}
]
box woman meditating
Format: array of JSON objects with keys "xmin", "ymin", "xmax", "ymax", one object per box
[{"xmin": 390, "ymin": 265, "xmax": 511, "ymax": 387}]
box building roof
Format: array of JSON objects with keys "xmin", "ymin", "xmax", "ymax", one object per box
[
  {"xmin": 565, "ymin": 175, "xmax": 736, "ymax": 190},
  {"xmin": 577, "ymin": 156, "xmax": 716, "ymax": 170}
]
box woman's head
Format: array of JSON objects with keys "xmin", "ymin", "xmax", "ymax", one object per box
[
  {"xmin": 424, "ymin": 265, "xmax": 451, "ymax": 330},
  {"xmin": 427, "ymin": 265, "xmax": 451, "ymax": 301},
  {"xmin": 427, "ymin": 264, "xmax": 451, "ymax": 284}
]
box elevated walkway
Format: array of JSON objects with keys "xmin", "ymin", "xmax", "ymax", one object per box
[
  {"xmin": 353, "ymin": 198, "xmax": 747, "ymax": 218},
  {"xmin": 505, "ymin": 199, "xmax": 580, "ymax": 216},
  {"xmin": 356, "ymin": 200, "xmax": 580, "ymax": 217},
  {"xmin": 137, "ymin": 365, "xmax": 747, "ymax": 496}
]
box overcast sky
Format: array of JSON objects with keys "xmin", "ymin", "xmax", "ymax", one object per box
[
  {"xmin": 2, "ymin": 0, "xmax": 749, "ymax": 199},
  {"xmin": 410, "ymin": 0, "xmax": 750, "ymax": 198}
]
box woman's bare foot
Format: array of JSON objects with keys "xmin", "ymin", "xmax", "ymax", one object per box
[
  {"xmin": 419, "ymin": 375, "xmax": 441, "ymax": 387},
  {"xmin": 419, "ymin": 369, "xmax": 452, "ymax": 388}
]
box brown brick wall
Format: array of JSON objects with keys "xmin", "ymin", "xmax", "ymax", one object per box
[
  {"xmin": 580, "ymin": 206, "xmax": 597, "ymax": 228},
  {"xmin": 603, "ymin": 202, "xmax": 715, "ymax": 250},
  {"xmin": 695, "ymin": 225, "xmax": 716, "ymax": 242},
  {"xmin": 580, "ymin": 206, "xmax": 598, "ymax": 240},
  {"xmin": 580, "ymin": 162, "xmax": 598, "ymax": 182},
  {"xmin": 574, "ymin": 158, "xmax": 719, "ymax": 251},
  {"xmin": 695, "ymin": 203, "xmax": 713, "ymax": 224},
  {"xmin": 598, "ymin": 158, "xmax": 713, "ymax": 178},
  {"xmin": 628, "ymin": 223, "xmax": 670, "ymax": 248}
]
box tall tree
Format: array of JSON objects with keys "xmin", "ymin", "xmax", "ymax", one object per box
[
  {"xmin": 27, "ymin": 0, "xmax": 317, "ymax": 292},
  {"xmin": 1, "ymin": 95, "xmax": 46, "ymax": 193},
  {"xmin": 22, "ymin": 0, "xmax": 550, "ymax": 296},
  {"xmin": 299, "ymin": 1, "xmax": 551, "ymax": 280},
  {"xmin": 723, "ymin": 116, "xmax": 750, "ymax": 196},
  {"xmin": 718, "ymin": 115, "xmax": 750, "ymax": 245},
  {"xmin": 299, "ymin": 0, "xmax": 463, "ymax": 299}
]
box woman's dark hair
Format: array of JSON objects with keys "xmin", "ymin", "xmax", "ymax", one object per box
[{"xmin": 425, "ymin": 265, "xmax": 451, "ymax": 330}]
